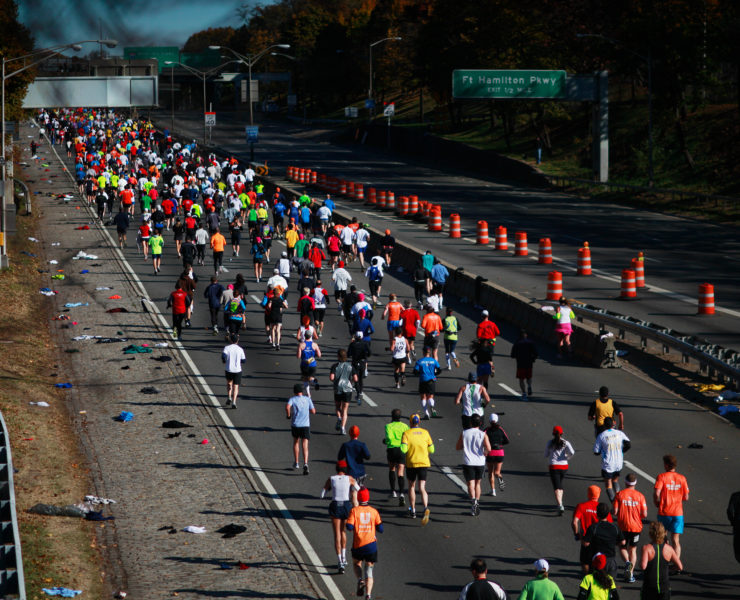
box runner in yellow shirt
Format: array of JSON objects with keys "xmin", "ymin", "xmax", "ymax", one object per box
[{"xmin": 400, "ymin": 414, "xmax": 435, "ymax": 524}]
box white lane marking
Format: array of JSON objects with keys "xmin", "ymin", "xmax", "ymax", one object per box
[
  {"xmin": 440, "ymin": 465, "xmax": 468, "ymax": 493},
  {"xmin": 643, "ymin": 257, "xmax": 661, "ymax": 263},
  {"xmin": 359, "ymin": 392, "xmax": 378, "ymax": 407},
  {"xmin": 463, "ymin": 238, "xmax": 476, "ymax": 243},
  {"xmin": 623, "ymin": 460, "xmax": 656, "ymax": 484},
  {"xmin": 48, "ymin": 143, "xmax": 346, "ymax": 600},
  {"xmin": 250, "ymin": 294, "xmax": 261, "ymax": 304},
  {"xmin": 498, "ymin": 383, "xmax": 521, "ymax": 397}
]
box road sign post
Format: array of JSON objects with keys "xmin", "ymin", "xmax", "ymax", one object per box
[
  {"xmin": 383, "ymin": 103, "xmax": 394, "ymax": 148},
  {"xmin": 246, "ymin": 126, "xmax": 259, "ymax": 161}
]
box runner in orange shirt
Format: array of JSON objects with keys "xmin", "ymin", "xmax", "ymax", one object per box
[
  {"xmin": 381, "ymin": 293, "xmax": 404, "ymax": 347},
  {"xmin": 420, "ymin": 305, "xmax": 443, "ymax": 361},
  {"xmin": 210, "ymin": 227, "xmax": 226, "ymax": 275},
  {"xmin": 346, "ymin": 488, "xmax": 383, "ymax": 599},
  {"xmin": 654, "ymin": 454, "xmax": 689, "ymax": 560},
  {"xmin": 613, "ymin": 473, "xmax": 648, "ymax": 582}
]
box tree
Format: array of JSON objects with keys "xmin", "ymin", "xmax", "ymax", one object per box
[
  {"xmin": 183, "ymin": 27, "xmax": 236, "ymax": 53},
  {"xmin": 0, "ymin": 0, "xmax": 35, "ymax": 121}
]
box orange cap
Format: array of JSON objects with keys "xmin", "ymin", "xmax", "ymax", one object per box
[{"xmin": 588, "ymin": 485, "xmax": 601, "ymax": 500}]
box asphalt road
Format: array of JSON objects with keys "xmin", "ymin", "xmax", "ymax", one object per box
[
  {"xmin": 154, "ymin": 110, "xmax": 740, "ymax": 355},
  {"xmin": 110, "ymin": 229, "xmax": 738, "ymax": 600}
]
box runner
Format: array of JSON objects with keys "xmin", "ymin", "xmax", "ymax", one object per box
[
  {"xmin": 654, "ymin": 454, "xmax": 690, "ymax": 561},
  {"xmin": 113, "ymin": 208, "xmax": 130, "ymax": 249},
  {"xmin": 311, "ymin": 280, "xmax": 329, "ymax": 337},
  {"xmin": 456, "ymin": 413, "xmax": 491, "ymax": 516},
  {"xmin": 355, "ymin": 224, "xmax": 370, "ymax": 268},
  {"xmin": 476, "ymin": 309, "xmax": 500, "ymax": 346},
  {"xmin": 321, "ymin": 460, "xmax": 359, "ymax": 574},
  {"xmin": 297, "ymin": 330, "xmax": 321, "ymax": 396},
  {"xmin": 400, "ymin": 414, "xmax": 435, "ymax": 524},
  {"xmin": 390, "ymin": 328, "xmax": 409, "ymax": 389},
  {"xmin": 210, "ymin": 227, "xmax": 226, "ymax": 275},
  {"xmin": 583, "ymin": 502, "xmax": 626, "ymax": 579},
  {"xmin": 554, "ymin": 296, "xmax": 576, "ymax": 358},
  {"xmin": 338, "ymin": 426, "xmax": 371, "ymax": 486},
  {"xmin": 639, "ymin": 521, "xmax": 683, "ymax": 599},
  {"xmin": 420, "ymin": 304, "xmax": 443, "ymax": 361},
  {"xmin": 332, "ymin": 260, "xmax": 352, "ymax": 312},
  {"xmin": 510, "ymin": 330, "xmax": 538, "ymax": 401},
  {"xmin": 295, "ymin": 315, "xmax": 317, "ymax": 343},
  {"xmin": 413, "ymin": 347, "xmax": 441, "ymax": 419},
  {"xmin": 380, "ymin": 229, "xmax": 395, "ymax": 267},
  {"xmin": 137, "ymin": 218, "xmax": 150, "ymax": 260},
  {"xmin": 613, "ymin": 473, "xmax": 648, "ymax": 582},
  {"xmin": 382, "ymin": 293, "xmax": 403, "ymax": 348},
  {"xmin": 573, "ymin": 486, "xmax": 613, "ymax": 573},
  {"xmin": 399, "ymin": 299, "xmax": 421, "ymax": 360},
  {"xmin": 221, "ymin": 333, "xmax": 245, "ymax": 409},
  {"xmin": 148, "ymin": 227, "xmax": 164, "ymax": 274},
  {"xmin": 365, "ymin": 256, "xmax": 384, "ymax": 307},
  {"xmin": 593, "ymin": 417, "xmax": 631, "ymax": 502},
  {"xmin": 346, "ymin": 487, "xmax": 383, "ymax": 600},
  {"xmin": 576, "ymin": 554, "xmax": 618, "ymax": 600},
  {"xmin": 329, "ymin": 349, "xmax": 358, "ymax": 435},
  {"xmin": 429, "ymin": 259, "xmax": 449, "ymax": 308},
  {"xmin": 545, "ymin": 425, "xmax": 575, "ymax": 515},
  {"xmin": 458, "ymin": 558, "xmax": 507, "ymax": 600},
  {"xmin": 347, "ymin": 331, "xmax": 371, "ymax": 404},
  {"xmin": 518, "ymin": 559, "xmax": 564, "ymax": 600},
  {"xmin": 267, "ymin": 288, "xmax": 288, "ymax": 350},
  {"xmin": 484, "ymin": 413, "xmax": 509, "ymax": 496},
  {"xmin": 588, "ymin": 386, "xmax": 625, "ymax": 437},
  {"xmin": 469, "ymin": 338, "xmax": 495, "ymax": 391},
  {"xmin": 383, "ymin": 409, "xmax": 409, "ymax": 506},
  {"xmin": 166, "ymin": 281, "xmax": 190, "ymax": 341},
  {"xmin": 443, "ymin": 307, "xmax": 461, "ymax": 370},
  {"xmin": 286, "ymin": 383, "xmax": 316, "ymax": 475},
  {"xmin": 203, "ymin": 276, "xmax": 224, "ymax": 334},
  {"xmin": 224, "ymin": 290, "xmax": 247, "ymax": 339},
  {"xmin": 454, "ymin": 372, "xmax": 491, "ymax": 430}
]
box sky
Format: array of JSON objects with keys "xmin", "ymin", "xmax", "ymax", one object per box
[{"xmin": 18, "ymin": 0, "xmax": 257, "ymax": 52}]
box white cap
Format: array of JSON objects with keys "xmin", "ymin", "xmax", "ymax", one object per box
[
  {"xmin": 489, "ymin": 413, "xmax": 499, "ymax": 423},
  {"xmin": 482, "ymin": 310, "xmax": 489, "ymax": 317},
  {"xmin": 533, "ymin": 559, "xmax": 549, "ymax": 572},
  {"xmin": 354, "ymin": 331, "xmax": 363, "ymax": 339}
]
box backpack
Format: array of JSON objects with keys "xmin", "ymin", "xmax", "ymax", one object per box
[
  {"xmin": 368, "ymin": 265, "xmax": 381, "ymax": 281},
  {"xmin": 226, "ymin": 298, "xmax": 244, "ymax": 319}
]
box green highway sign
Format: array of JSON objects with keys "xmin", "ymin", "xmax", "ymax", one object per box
[{"xmin": 452, "ymin": 69, "xmax": 567, "ymax": 99}]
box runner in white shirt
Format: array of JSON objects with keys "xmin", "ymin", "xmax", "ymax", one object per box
[
  {"xmin": 454, "ymin": 373, "xmax": 491, "ymax": 430},
  {"xmin": 221, "ymin": 334, "xmax": 246, "ymax": 409},
  {"xmin": 244, "ymin": 167, "xmax": 255, "ymax": 182},
  {"xmin": 456, "ymin": 413, "xmax": 491, "ymax": 516},
  {"xmin": 593, "ymin": 416, "xmax": 631, "ymax": 502},
  {"xmin": 339, "ymin": 227, "xmax": 356, "ymax": 263},
  {"xmin": 311, "ymin": 283, "xmax": 329, "ymax": 337},
  {"xmin": 355, "ymin": 226, "xmax": 370, "ymax": 268},
  {"xmin": 391, "ymin": 328, "xmax": 409, "ymax": 388},
  {"xmin": 317, "ymin": 205, "xmax": 332, "ymax": 233},
  {"xmin": 296, "ymin": 315, "xmax": 318, "ymax": 342},
  {"xmin": 331, "ymin": 262, "xmax": 352, "ymax": 311}
]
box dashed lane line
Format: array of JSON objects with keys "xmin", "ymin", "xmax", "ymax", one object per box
[{"xmin": 441, "ymin": 466, "xmax": 468, "ymax": 493}]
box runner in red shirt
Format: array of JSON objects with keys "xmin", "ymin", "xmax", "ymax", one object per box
[
  {"xmin": 572, "ymin": 485, "xmax": 613, "ymax": 572},
  {"xmin": 166, "ymin": 282, "xmax": 191, "ymax": 340},
  {"xmin": 476, "ymin": 310, "xmax": 501, "ymax": 345},
  {"xmin": 400, "ymin": 300, "xmax": 421, "ymax": 360}
]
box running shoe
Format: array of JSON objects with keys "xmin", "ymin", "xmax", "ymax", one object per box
[
  {"xmin": 391, "ymin": 490, "xmax": 398, "ymax": 498},
  {"xmin": 447, "ymin": 363, "xmax": 452, "ymax": 371},
  {"xmin": 624, "ymin": 562, "xmax": 633, "ymax": 583},
  {"xmin": 521, "ymin": 393, "xmax": 528, "ymax": 402},
  {"xmin": 303, "ymin": 464, "xmax": 309, "ymax": 475},
  {"xmin": 213, "ymin": 326, "xmax": 218, "ymax": 334},
  {"xmin": 335, "ymin": 418, "xmax": 342, "ymax": 431},
  {"xmin": 497, "ymin": 476, "xmax": 506, "ymax": 491},
  {"xmin": 225, "ymin": 399, "xmax": 232, "ymax": 407},
  {"xmin": 431, "ymin": 408, "xmax": 438, "ymax": 418},
  {"xmin": 338, "ymin": 562, "xmax": 345, "ymax": 574},
  {"xmin": 558, "ymin": 505, "xmax": 565, "ymax": 516},
  {"xmin": 421, "ymin": 508, "xmax": 431, "ymax": 526},
  {"xmin": 527, "ymin": 385, "xmax": 533, "ymax": 395},
  {"xmin": 398, "ymin": 494, "xmax": 405, "ymax": 506},
  {"xmin": 490, "ymin": 488, "xmax": 497, "ymax": 496},
  {"xmin": 401, "ymin": 375, "xmax": 406, "ymax": 386},
  {"xmin": 472, "ymin": 500, "xmax": 480, "ymax": 516},
  {"xmin": 356, "ymin": 578, "xmax": 365, "ymax": 597},
  {"xmin": 395, "ymin": 382, "xmax": 400, "ymax": 389},
  {"xmin": 407, "ymin": 508, "xmax": 416, "ymax": 518},
  {"xmin": 293, "ymin": 463, "xmax": 300, "ymax": 469},
  {"xmin": 357, "ymin": 394, "xmax": 363, "ymax": 406},
  {"xmin": 341, "ymin": 427, "xmax": 346, "ymax": 435}
]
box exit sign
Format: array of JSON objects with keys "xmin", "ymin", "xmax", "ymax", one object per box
[{"xmin": 453, "ymin": 70, "xmax": 567, "ymax": 99}]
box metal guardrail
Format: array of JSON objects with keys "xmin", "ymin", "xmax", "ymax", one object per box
[
  {"xmin": 545, "ymin": 174, "xmax": 739, "ymax": 209},
  {"xmin": 0, "ymin": 411, "xmax": 26, "ymax": 599},
  {"xmin": 571, "ymin": 303, "xmax": 740, "ymax": 385}
]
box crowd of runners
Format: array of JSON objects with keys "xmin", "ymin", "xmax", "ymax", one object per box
[{"xmin": 37, "ymin": 107, "xmax": 699, "ymax": 600}]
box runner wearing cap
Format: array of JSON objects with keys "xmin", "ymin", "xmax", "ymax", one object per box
[
  {"xmin": 518, "ymin": 559, "xmax": 565, "ymax": 600},
  {"xmin": 484, "ymin": 413, "xmax": 510, "ymax": 496},
  {"xmin": 456, "ymin": 413, "xmax": 491, "ymax": 516},
  {"xmin": 400, "ymin": 414, "xmax": 435, "ymax": 524},
  {"xmin": 476, "ymin": 310, "xmax": 500, "ymax": 345},
  {"xmin": 338, "ymin": 425, "xmax": 371, "ymax": 487},
  {"xmin": 321, "ymin": 460, "xmax": 359, "ymax": 573},
  {"xmin": 399, "ymin": 299, "xmax": 421, "ymax": 360},
  {"xmin": 577, "ymin": 553, "xmax": 618, "ymax": 600},
  {"xmin": 545, "ymin": 425, "xmax": 575, "ymax": 515},
  {"xmin": 382, "ymin": 293, "xmax": 404, "ymax": 348},
  {"xmin": 383, "ymin": 409, "xmax": 409, "ymax": 505},
  {"xmin": 332, "ymin": 260, "xmax": 352, "ymax": 311},
  {"xmin": 346, "ymin": 487, "xmax": 383, "ymax": 600},
  {"xmin": 613, "ymin": 473, "xmax": 648, "ymax": 582},
  {"xmin": 455, "ymin": 372, "xmax": 491, "ymax": 430}
]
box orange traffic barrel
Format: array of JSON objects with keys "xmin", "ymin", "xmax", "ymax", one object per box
[
  {"xmin": 620, "ymin": 269, "xmax": 637, "ymax": 298},
  {"xmin": 368, "ymin": 188, "xmax": 377, "ymax": 205},
  {"xmin": 408, "ymin": 195, "xmax": 418, "ymax": 216},
  {"xmin": 495, "ymin": 226, "xmax": 508, "ymax": 250},
  {"xmin": 297, "ymin": 168, "xmax": 304, "ymax": 184},
  {"xmin": 547, "ymin": 271, "xmax": 563, "ymax": 301},
  {"xmin": 287, "ymin": 166, "xmax": 294, "ymax": 180},
  {"xmin": 356, "ymin": 184, "xmax": 364, "ymax": 201},
  {"xmin": 477, "ymin": 221, "xmax": 489, "ymax": 245},
  {"xmin": 698, "ymin": 283, "xmax": 715, "ymax": 314},
  {"xmin": 339, "ymin": 180, "xmax": 347, "ymax": 196},
  {"xmin": 399, "ymin": 196, "xmax": 409, "ymax": 216},
  {"xmin": 449, "ymin": 213, "xmax": 461, "ymax": 238},
  {"xmin": 428, "ymin": 205, "xmax": 443, "ymax": 231},
  {"xmin": 310, "ymin": 170, "xmax": 317, "ymax": 184},
  {"xmin": 348, "ymin": 181, "xmax": 355, "ymax": 198},
  {"xmin": 378, "ymin": 190, "xmax": 387, "ymax": 209},
  {"xmin": 386, "ymin": 191, "xmax": 395, "ymax": 210},
  {"xmin": 631, "ymin": 258, "xmax": 645, "ymax": 288},
  {"xmin": 515, "ymin": 232, "xmax": 528, "ymax": 256},
  {"xmin": 538, "ymin": 238, "xmax": 552, "ymax": 264},
  {"xmin": 577, "ymin": 242, "xmax": 592, "ymax": 275}
]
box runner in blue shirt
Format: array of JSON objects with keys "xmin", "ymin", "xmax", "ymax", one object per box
[{"xmin": 414, "ymin": 348, "xmax": 441, "ymax": 419}]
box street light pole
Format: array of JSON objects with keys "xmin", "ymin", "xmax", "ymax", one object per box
[
  {"xmin": 170, "ymin": 64, "xmax": 174, "ymax": 133},
  {"xmin": 577, "ymin": 33, "xmax": 653, "ymax": 186},
  {"xmin": 368, "ymin": 37, "xmax": 402, "ymax": 115}
]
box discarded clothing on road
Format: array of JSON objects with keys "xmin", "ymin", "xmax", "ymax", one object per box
[
  {"xmin": 183, "ymin": 525, "xmax": 207, "ymax": 534},
  {"xmin": 139, "ymin": 386, "xmax": 161, "ymax": 394},
  {"xmin": 106, "ymin": 307, "xmax": 129, "ymax": 313},
  {"xmin": 217, "ymin": 524, "xmax": 247, "ymax": 538},
  {"xmin": 162, "ymin": 420, "xmax": 192, "ymax": 429},
  {"xmin": 116, "ymin": 411, "xmax": 134, "ymax": 422},
  {"xmin": 42, "ymin": 587, "xmax": 82, "ymax": 597},
  {"xmin": 122, "ymin": 344, "xmax": 152, "ymax": 354}
]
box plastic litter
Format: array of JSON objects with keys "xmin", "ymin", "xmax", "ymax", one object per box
[
  {"xmin": 51, "ymin": 274, "xmax": 65, "ymax": 280},
  {"xmin": 41, "ymin": 587, "xmax": 82, "ymax": 597},
  {"xmin": 154, "ymin": 342, "xmax": 169, "ymax": 348},
  {"xmin": 219, "ymin": 563, "xmax": 233, "ymax": 570},
  {"xmin": 95, "ymin": 286, "xmax": 112, "ymax": 290},
  {"xmin": 80, "ymin": 269, "xmax": 89, "ymax": 274},
  {"xmin": 86, "ymin": 511, "xmax": 114, "ymax": 521},
  {"xmin": 28, "ymin": 503, "xmax": 86, "ymax": 518},
  {"xmin": 688, "ymin": 443, "xmax": 704, "ymax": 449},
  {"xmin": 200, "ymin": 439, "xmax": 209, "ymax": 445},
  {"xmin": 151, "ymin": 356, "xmax": 172, "ymax": 362},
  {"xmin": 49, "ymin": 259, "xmax": 59, "ymax": 264},
  {"xmin": 30, "ymin": 401, "xmax": 50, "ymax": 407},
  {"xmin": 616, "ymin": 350, "xmax": 629, "ymax": 357},
  {"xmin": 39, "ymin": 288, "xmax": 57, "ymax": 296},
  {"xmin": 108, "ymin": 295, "xmax": 122, "ymax": 299},
  {"xmin": 72, "ymin": 335, "xmax": 97, "ymax": 341},
  {"xmin": 95, "ymin": 338, "xmax": 128, "ymax": 344},
  {"xmin": 28, "ymin": 237, "xmax": 39, "ymax": 242},
  {"xmin": 716, "ymin": 390, "xmax": 739, "ymax": 402},
  {"xmin": 75, "ymin": 225, "xmax": 90, "ymax": 230},
  {"xmin": 72, "ymin": 251, "xmax": 98, "ymax": 260},
  {"xmin": 64, "ymin": 302, "xmax": 89, "ymax": 308},
  {"xmin": 183, "ymin": 525, "xmax": 207, "ymax": 534},
  {"xmin": 116, "ymin": 411, "xmax": 134, "ymax": 422},
  {"xmin": 51, "ymin": 242, "xmax": 61, "ymax": 246},
  {"xmin": 54, "ymin": 382, "xmax": 73, "ymax": 389},
  {"xmin": 84, "ymin": 495, "xmax": 116, "ymax": 505}
]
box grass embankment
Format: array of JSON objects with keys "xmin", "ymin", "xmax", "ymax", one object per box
[{"xmin": 0, "ymin": 194, "xmax": 103, "ymax": 598}]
